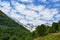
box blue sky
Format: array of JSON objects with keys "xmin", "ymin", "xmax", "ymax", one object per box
[{"xmin": 0, "ymin": 0, "xmax": 60, "ymax": 31}]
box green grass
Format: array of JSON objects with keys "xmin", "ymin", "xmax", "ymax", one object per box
[{"xmin": 34, "ymin": 32, "xmax": 60, "ymax": 40}]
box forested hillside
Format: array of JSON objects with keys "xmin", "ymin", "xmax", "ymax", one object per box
[
  {"xmin": 32, "ymin": 19, "xmax": 60, "ymax": 40},
  {"xmin": 0, "ymin": 10, "xmax": 60, "ymax": 40},
  {"xmin": 0, "ymin": 10, "xmax": 32, "ymax": 40}
]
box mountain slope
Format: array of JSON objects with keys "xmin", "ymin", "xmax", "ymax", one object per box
[{"xmin": 0, "ymin": 10, "xmax": 32, "ymax": 40}]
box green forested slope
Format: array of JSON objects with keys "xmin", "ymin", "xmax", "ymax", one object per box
[{"xmin": 0, "ymin": 10, "xmax": 32, "ymax": 40}]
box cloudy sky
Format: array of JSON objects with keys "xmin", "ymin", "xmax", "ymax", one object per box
[{"xmin": 0, "ymin": 0, "xmax": 60, "ymax": 31}]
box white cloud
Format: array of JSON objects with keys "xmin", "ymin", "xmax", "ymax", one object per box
[
  {"xmin": 13, "ymin": 3, "xmax": 39, "ymax": 19},
  {"xmin": 33, "ymin": 20, "xmax": 46, "ymax": 25},
  {"xmin": 0, "ymin": 1, "xmax": 58, "ymax": 23},
  {"xmin": 0, "ymin": 8, "xmax": 9, "ymax": 14},
  {"xmin": 0, "ymin": 2, "xmax": 10, "ymax": 9},
  {"xmin": 18, "ymin": 0, "xmax": 33, "ymax": 3},
  {"xmin": 55, "ymin": 14, "xmax": 60, "ymax": 18},
  {"xmin": 10, "ymin": 9, "xmax": 21, "ymax": 18},
  {"xmin": 0, "ymin": 1, "xmax": 11, "ymax": 14},
  {"xmin": 12, "ymin": 2, "xmax": 26, "ymax": 13},
  {"xmin": 23, "ymin": 10, "xmax": 38, "ymax": 17},
  {"xmin": 27, "ymin": 4, "xmax": 45, "ymax": 11},
  {"xmin": 39, "ymin": 8, "xmax": 58, "ymax": 20},
  {"xmin": 0, "ymin": 0, "xmax": 59, "ymax": 31}
]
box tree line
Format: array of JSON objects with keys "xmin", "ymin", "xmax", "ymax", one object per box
[{"xmin": 32, "ymin": 20, "xmax": 60, "ymax": 38}]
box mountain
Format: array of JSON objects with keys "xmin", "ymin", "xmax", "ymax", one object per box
[{"xmin": 0, "ymin": 10, "xmax": 32, "ymax": 40}]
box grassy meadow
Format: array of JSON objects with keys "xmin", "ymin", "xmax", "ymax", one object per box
[{"xmin": 34, "ymin": 32, "xmax": 60, "ymax": 40}]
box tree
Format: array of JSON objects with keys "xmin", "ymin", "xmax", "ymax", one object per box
[
  {"xmin": 32, "ymin": 31, "xmax": 36, "ymax": 38},
  {"xmin": 9, "ymin": 36, "xmax": 19, "ymax": 40},
  {"xmin": 58, "ymin": 20, "xmax": 60, "ymax": 31},
  {"xmin": 49, "ymin": 22, "xmax": 58, "ymax": 33},
  {"xmin": 35, "ymin": 24, "xmax": 47, "ymax": 36}
]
